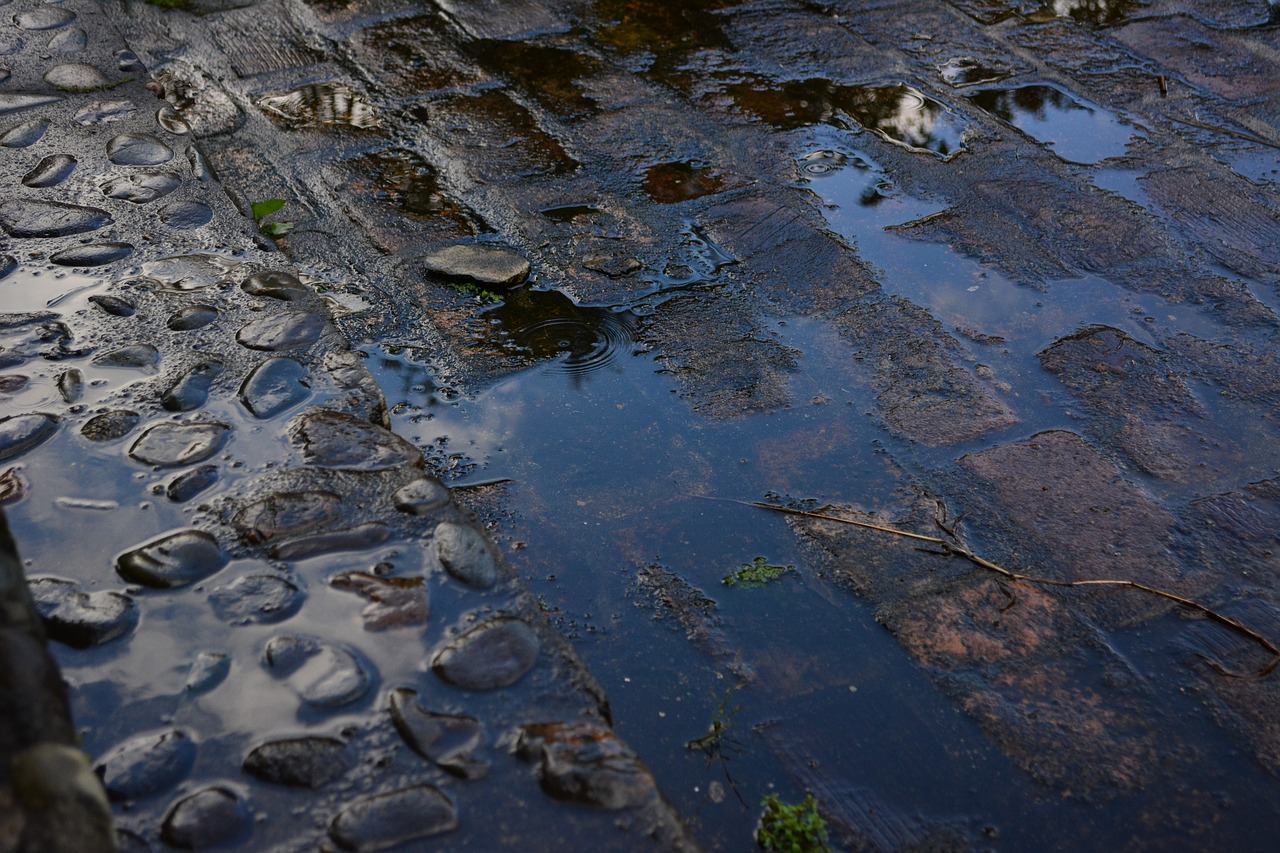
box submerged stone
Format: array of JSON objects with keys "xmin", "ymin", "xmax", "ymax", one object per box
[
  {"xmin": 290, "ymin": 410, "xmax": 422, "ymax": 471},
  {"xmin": 100, "ymin": 171, "xmax": 181, "ymax": 204},
  {"xmin": 115, "ymin": 529, "xmax": 226, "ymax": 588},
  {"xmin": 239, "ymin": 357, "xmax": 310, "ymax": 418},
  {"xmin": 236, "ymin": 311, "xmax": 324, "ymax": 351},
  {"xmin": 329, "ymin": 785, "xmax": 457, "ymax": 852},
  {"xmin": 394, "ymin": 477, "xmax": 450, "ymax": 515},
  {"xmin": 166, "ymin": 304, "xmax": 218, "ymax": 331},
  {"xmin": 242, "ymin": 737, "xmax": 348, "ymax": 788},
  {"xmin": 161, "ymin": 361, "xmax": 224, "ymax": 412},
  {"xmin": 57, "ymin": 369, "xmax": 83, "ymax": 403},
  {"xmin": 331, "ymin": 571, "xmax": 427, "ymax": 630},
  {"xmin": 431, "ymin": 617, "xmax": 539, "ymax": 691},
  {"xmin": 106, "ymin": 133, "xmax": 174, "ymax": 166},
  {"xmin": 81, "ymin": 410, "xmax": 140, "ymax": 442},
  {"xmin": 422, "ymin": 243, "xmax": 530, "ymax": 286},
  {"xmin": 433, "ymin": 521, "xmax": 499, "ymax": 589},
  {"xmin": 48, "ymin": 26, "xmax": 87, "ymax": 53},
  {"xmin": 94, "ymin": 729, "xmax": 196, "ymax": 801},
  {"xmin": 92, "ymin": 343, "xmax": 158, "ymax": 369},
  {"xmin": 0, "ymin": 413, "xmax": 57, "ymax": 461},
  {"xmin": 28, "ymin": 577, "xmax": 136, "ymax": 648},
  {"xmin": 88, "ymin": 294, "xmax": 136, "ymax": 317},
  {"xmin": 0, "ymin": 118, "xmax": 50, "ymax": 147},
  {"xmin": 270, "ymin": 523, "xmax": 390, "ymax": 560},
  {"xmin": 21, "ymin": 153, "xmax": 76, "ymax": 188},
  {"xmin": 73, "ymin": 99, "xmax": 135, "ymax": 124},
  {"xmin": 161, "ymin": 787, "xmax": 251, "ymax": 849},
  {"xmin": 166, "ymin": 465, "xmax": 218, "ymax": 502},
  {"xmin": 143, "ymin": 254, "xmax": 236, "ymax": 291},
  {"xmin": 388, "ymin": 688, "xmax": 488, "ymax": 779},
  {"xmin": 184, "ymin": 651, "xmax": 230, "ymax": 694},
  {"xmin": 210, "ymin": 574, "xmax": 302, "ymax": 624},
  {"xmin": 233, "ymin": 490, "xmax": 341, "ymax": 545},
  {"xmin": 128, "ymin": 422, "xmax": 228, "ymax": 467},
  {"xmin": 263, "ymin": 636, "xmax": 371, "ymax": 709},
  {"xmin": 241, "ymin": 270, "xmax": 308, "ymax": 300},
  {"xmin": 158, "ymin": 200, "xmax": 213, "ymax": 230},
  {"xmin": 516, "ymin": 722, "xmax": 656, "ymax": 809},
  {"xmin": 0, "ymin": 199, "xmax": 111, "ymax": 238},
  {"xmin": 50, "ymin": 242, "xmax": 134, "ymax": 267}
]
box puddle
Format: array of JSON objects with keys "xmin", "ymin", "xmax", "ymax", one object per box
[
  {"xmin": 466, "ymin": 40, "xmax": 601, "ymax": 119},
  {"xmin": 643, "ymin": 161, "xmax": 727, "ymax": 204},
  {"xmin": 358, "ymin": 148, "xmax": 468, "ymax": 221},
  {"xmin": 0, "ymin": 265, "xmax": 103, "ymax": 312},
  {"xmin": 257, "ymin": 82, "xmax": 379, "ymax": 130},
  {"xmin": 937, "ymin": 57, "xmax": 1014, "ymax": 88},
  {"xmin": 594, "ymin": 0, "xmax": 733, "ymax": 56},
  {"xmin": 965, "ymin": 84, "xmax": 1140, "ymax": 164},
  {"xmin": 1024, "ymin": 0, "xmax": 1141, "ymax": 24},
  {"xmin": 728, "ymin": 78, "xmax": 967, "ymax": 157}
]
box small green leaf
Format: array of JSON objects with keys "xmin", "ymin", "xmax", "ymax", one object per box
[
  {"xmin": 251, "ymin": 198, "xmax": 288, "ymax": 222},
  {"xmin": 261, "ymin": 221, "xmax": 295, "ymax": 237}
]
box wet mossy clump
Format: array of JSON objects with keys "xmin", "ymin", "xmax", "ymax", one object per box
[
  {"xmin": 756, "ymin": 793, "xmax": 831, "ymax": 853},
  {"xmin": 722, "ymin": 557, "xmax": 794, "ymax": 589}
]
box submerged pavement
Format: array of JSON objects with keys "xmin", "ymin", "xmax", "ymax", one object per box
[{"xmin": 3, "ymin": 0, "xmax": 1280, "ymax": 850}]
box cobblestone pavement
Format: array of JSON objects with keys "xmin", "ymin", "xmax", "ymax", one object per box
[{"xmin": 4, "ymin": 0, "xmax": 1280, "ymax": 850}]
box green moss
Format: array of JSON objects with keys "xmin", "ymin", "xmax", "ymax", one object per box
[
  {"xmin": 448, "ymin": 282, "xmax": 503, "ymax": 303},
  {"xmin": 722, "ymin": 556, "xmax": 794, "ymax": 589},
  {"xmin": 757, "ymin": 794, "xmax": 831, "ymax": 853},
  {"xmin": 145, "ymin": 0, "xmax": 189, "ymax": 9}
]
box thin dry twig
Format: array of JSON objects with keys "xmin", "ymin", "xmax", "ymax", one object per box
[{"xmin": 701, "ymin": 496, "xmax": 1280, "ymax": 678}]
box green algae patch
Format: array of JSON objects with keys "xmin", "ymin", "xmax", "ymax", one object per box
[{"xmin": 722, "ymin": 557, "xmax": 794, "ymax": 589}]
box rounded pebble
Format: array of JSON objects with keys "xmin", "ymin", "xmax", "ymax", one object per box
[
  {"xmin": 87, "ymin": 294, "xmax": 136, "ymax": 316},
  {"xmin": 0, "ymin": 199, "xmax": 111, "ymax": 238},
  {"xmin": 161, "ymin": 361, "xmax": 224, "ymax": 412},
  {"xmin": 329, "ymin": 785, "xmax": 457, "ymax": 852},
  {"xmin": 43, "ymin": 63, "xmax": 106, "ymax": 90},
  {"xmin": 92, "ymin": 343, "xmax": 158, "ymax": 369},
  {"xmin": 232, "ymin": 490, "xmax": 341, "ymax": 544},
  {"xmin": 81, "ymin": 410, "xmax": 140, "ymax": 442},
  {"xmin": 393, "ymin": 477, "xmax": 450, "ymax": 515},
  {"xmin": 94, "ymin": 729, "xmax": 196, "ymax": 801},
  {"xmin": 433, "ymin": 522, "xmax": 499, "ymax": 589},
  {"xmin": 210, "ymin": 575, "xmax": 301, "ymax": 624},
  {"xmin": 166, "ymin": 465, "xmax": 218, "ymax": 502},
  {"xmin": 0, "ymin": 118, "xmax": 50, "ymax": 148},
  {"xmin": 16, "ymin": 6, "xmax": 76, "ymax": 29},
  {"xmin": 21, "ymin": 153, "xmax": 76, "ymax": 188},
  {"xmin": 158, "ymin": 200, "xmax": 213, "ymax": 230},
  {"xmin": 100, "ymin": 171, "xmax": 180, "ymax": 204},
  {"xmin": 0, "ymin": 413, "xmax": 56, "ymax": 461},
  {"xmin": 431, "ymin": 617, "xmax": 539, "ymax": 691},
  {"xmin": 242, "ymin": 737, "xmax": 347, "ymax": 788},
  {"xmin": 184, "ymin": 651, "xmax": 230, "ymax": 694},
  {"xmin": 239, "ymin": 357, "xmax": 310, "ymax": 418},
  {"xmin": 166, "ymin": 304, "xmax": 218, "ymax": 331},
  {"xmin": 129, "ymin": 422, "xmax": 228, "ymax": 467},
  {"xmin": 161, "ymin": 786, "xmax": 251, "ymax": 849},
  {"xmin": 115, "ymin": 529, "xmax": 227, "ymax": 588},
  {"xmin": 48, "ymin": 26, "xmax": 87, "ymax": 53},
  {"xmin": 236, "ymin": 311, "xmax": 324, "ymax": 351},
  {"xmin": 241, "ymin": 270, "xmax": 308, "ymax": 300},
  {"xmin": 28, "ymin": 577, "xmax": 136, "ymax": 648},
  {"xmin": 388, "ymin": 688, "xmax": 488, "ymax": 779},
  {"xmin": 106, "ymin": 133, "xmax": 174, "ymax": 166},
  {"xmin": 263, "ymin": 636, "xmax": 371, "ymax": 709},
  {"xmin": 290, "ymin": 410, "xmax": 422, "ymax": 471},
  {"xmin": 50, "ymin": 242, "xmax": 133, "ymax": 267}
]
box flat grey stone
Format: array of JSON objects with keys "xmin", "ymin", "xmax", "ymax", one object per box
[
  {"xmin": 0, "ymin": 199, "xmax": 111, "ymax": 238},
  {"xmin": 161, "ymin": 361, "xmax": 224, "ymax": 412},
  {"xmin": 48, "ymin": 26, "xmax": 87, "ymax": 53},
  {"xmin": 1, "ymin": 118, "xmax": 50, "ymax": 147},
  {"xmin": 422, "ymin": 244, "xmax": 530, "ymax": 286},
  {"xmin": 92, "ymin": 343, "xmax": 158, "ymax": 370},
  {"xmin": 432, "ymin": 617, "xmax": 539, "ymax": 691},
  {"xmin": 101, "ymin": 172, "xmax": 181, "ymax": 204},
  {"xmin": 43, "ymin": 63, "xmax": 106, "ymax": 90},
  {"xmin": 239, "ymin": 357, "xmax": 310, "ymax": 418},
  {"xmin": 329, "ymin": 785, "xmax": 457, "ymax": 852},
  {"xmin": 28, "ymin": 577, "xmax": 136, "ymax": 649},
  {"xmin": 243, "ymin": 737, "xmax": 348, "ymax": 788},
  {"xmin": 128, "ymin": 422, "xmax": 228, "ymax": 467},
  {"xmin": 94, "ymin": 729, "xmax": 196, "ymax": 801},
  {"xmin": 15, "ymin": 6, "xmax": 76, "ymax": 29},
  {"xmin": 21, "ymin": 153, "xmax": 76, "ymax": 188},
  {"xmin": 50, "ymin": 242, "xmax": 133, "ymax": 267},
  {"xmin": 184, "ymin": 651, "xmax": 229, "ymax": 694},
  {"xmin": 290, "ymin": 410, "xmax": 422, "ymax": 471},
  {"xmin": 158, "ymin": 200, "xmax": 213, "ymax": 230},
  {"xmin": 0, "ymin": 413, "xmax": 56, "ymax": 460},
  {"xmin": 143, "ymin": 254, "xmax": 235, "ymax": 291},
  {"xmin": 115, "ymin": 529, "xmax": 226, "ymax": 589},
  {"xmin": 74, "ymin": 100, "xmax": 134, "ymax": 124},
  {"xmin": 241, "ymin": 270, "xmax": 308, "ymax": 300},
  {"xmin": 87, "ymin": 294, "xmax": 136, "ymax": 316},
  {"xmin": 394, "ymin": 477, "xmax": 450, "ymax": 515},
  {"xmin": 81, "ymin": 410, "xmax": 140, "ymax": 442},
  {"xmin": 434, "ymin": 521, "xmax": 499, "ymax": 589},
  {"xmin": 236, "ymin": 311, "xmax": 324, "ymax": 351},
  {"xmin": 233, "ymin": 490, "xmax": 341, "ymax": 544},
  {"xmin": 161, "ymin": 787, "xmax": 250, "ymax": 849},
  {"xmin": 165, "ymin": 465, "xmax": 218, "ymax": 503},
  {"xmin": 262, "ymin": 636, "xmax": 370, "ymax": 709},
  {"xmin": 270, "ymin": 523, "xmax": 391, "ymax": 560},
  {"xmin": 388, "ymin": 689, "xmax": 488, "ymax": 779},
  {"xmin": 166, "ymin": 304, "xmax": 218, "ymax": 331},
  {"xmin": 0, "ymin": 94, "xmax": 64, "ymax": 116},
  {"xmin": 210, "ymin": 574, "xmax": 301, "ymax": 624},
  {"xmin": 106, "ymin": 133, "xmax": 173, "ymax": 166}
]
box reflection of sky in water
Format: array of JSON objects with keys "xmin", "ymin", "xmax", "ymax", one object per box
[{"xmin": 965, "ymin": 84, "xmax": 1140, "ymax": 164}]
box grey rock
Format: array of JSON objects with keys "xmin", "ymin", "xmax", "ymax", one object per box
[
  {"xmin": 50, "ymin": 242, "xmax": 133, "ymax": 267},
  {"xmin": 94, "ymin": 729, "xmax": 196, "ymax": 801},
  {"xmin": 0, "ymin": 118, "xmax": 50, "ymax": 147},
  {"xmin": 583, "ymin": 252, "xmax": 642, "ymax": 278},
  {"xmin": 12, "ymin": 744, "xmax": 115, "ymax": 853},
  {"xmin": 28, "ymin": 577, "xmax": 136, "ymax": 648},
  {"xmin": 92, "ymin": 343, "xmax": 158, "ymax": 369},
  {"xmin": 236, "ymin": 310, "xmax": 324, "ymax": 351},
  {"xmin": 73, "ymin": 100, "xmax": 134, "ymax": 124},
  {"xmin": 161, "ymin": 787, "xmax": 251, "ymax": 849},
  {"xmin": 0, "ymin": 94, "xmax": 64, "ymax": 116},
  {"xmin": 241, "ymin": 270, "xmax": 308, "ymax": 300},
  {"xmin": 422, "ymin": 244, "xmax": 530, "ymax": 286},
  {"xmin": 431, "ymin": 617, "xmax": 539, "ymax": 691},
  {"xmin": 143, "ymin": 254, "xmax": 235, "ymax": 291},
  {"xmin": 516, "ymin": 721, "xmax": 656, "ymax": 809},
  {"xmin": 329, "ymin": 785, "xmax": 457, "ymax": 852},
  {"xmin": 263, "ymin": 636, "xmax": 371, "ymax": 709},
  {"xmin": 166, "ymin": 465, "xmax": 218, "ymax": 502},
  {"xmin": 101, "ymin": 171, "xmax": 181, "ymax": 203},
  {"xmin": 161, "ymin": 361, "xmax": 224, "ymax": 412},
  {"xmin": 16, "ymin": 6, "xmax": 76, "ymax": 29},
  {"xmin": 48, "ymin": 26, "xmax": 87, "ymax": 53},
  {"xmin": 433, "ymin": 521, "xmax": 499, "ymax": 588},
  {"xmin": 158, "ymin": 200, "xmax": 213, "ymax": 230},
  {"xmin": 0, "ymin": 199, "xmax": 111, "ymax": 238},
  {"xmin": 242, "ymin": 737, "xmax": 347, "ymax": 788},
  {"xmin": 43, "ymin": 63, "xmax": 106, "ymax": 90},
  {"xmin": 115, "ymin": 529, "xmax": 226, "ymax": 588},
  {"xmin": 166, "ymin": 304, "xmax": 218, "ymax": 331},
  {"xmin": 270, "ymin": 523, "xmax": 391, "ymax": 560},
  {"xmin": 0, "ymin": 413, "xmax": 56, "ymax": 460},
  {"xmin": 81, "ymin": 410, "xmax": 140, "ymax": 442},
  {"xmin": 233, "ymin": 490, "xmax": 341, "ymax": 545},
  {"xmin": 329, "ymin": 571, "xmax": 427, "ymax": 630},
  {"xmin": 209, "ymin": 575, "xmax": 301, "ymax": 624},
  {"xmin": 184, "ymin": 651, "xmax": 230, "ymax": 694},
  {"xmin": 21, "ymin": 153, "xmax": 76, "ymax": 188},
  {"xmin": 129, "ymin": 422, "xmax": 228, "ymax": 467},
  {"xmin": 56, "ymin": 368, "xmax": 83, "ymax": 403},
  {"xmin": 239, "ymin": 357, "xmax": 310, "ymax": 418},
  {"xmin": 106, "ymin": 133, "xmax": 173, "ymax": 166},
  {"xmin": 290, "ymin": 410, "xmax": 422, "ymax": 471},
  {"xmin": 394, "ymin": 477, "xmax": 450, "ymax": 515},
  {"xmin": 324, "ymin": 351, "xmax": 387, "ymax": 426},
  {"xmin": 87, "ymin": 294, "xmax": 136, "ymax": 316},
  {"xmin": 0, "ymin": 255, "xmax": 14, "ymax": 280},
  {"xmin": 388, "ymin": 688, "xmax": 488, "ymax": 779}
]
